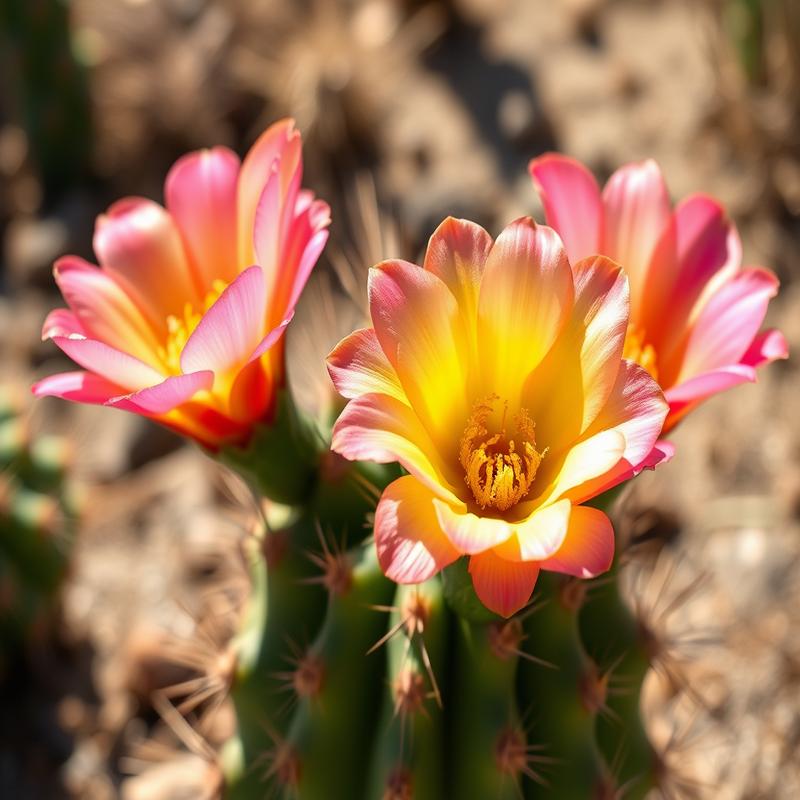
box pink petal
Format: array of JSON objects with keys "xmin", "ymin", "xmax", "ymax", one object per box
[
  {"xmin": 433, "ymin": 499, "xmax": 515, "ymax": 555},
  {"xmin": 165, "ymin": 146, "xmax": 241, "ymax": 288},
  {"xmin": 246, "ymin": 311, "xmax": 294, "ymax": 364},
  {"xmin": 369, "ymin": 260, "xmax": 471, "ymax": 450},
  {"xmin": 477, "ymin": 217, "xmax": 574, "ymax": 405},
  {"xmin": 238, "ymin": 119, "xmax": 301, "ymax": 270},
  {"xmin": 663, "ymin": 365, "xmax": 755, "ymax": 431},
  {"xmin": 53, "ymin": 256, "xmax": 162, "ymax": 364},
  {"xmin": 468, "ymin": 550, "xmax": 540, "ymax": 618},
  {"xmin": 529, "ymin": 153, "xmax": 604, "ymax": 265},
  {"xmin": 539, "ymin": 505, "xmax": 614, "ymax": 578},
  {"xmin": 678, "ymin": 267, "xmax": 780, "ymax": 380},
  {"xmin": 331, "ymin": 393, "xmax": 461, "ymax": 504},
  {"xmin": 422, "ymin": 216, "xmax": 493, "ymax": 328},
  {"xmin": 602, "ymin": 160, "xmax": 671, "ymax": 317},
  {"xmin": 32, "ymin": 371, "xmax": 126, "ymax": 405},
  {"xmin": 743, "ymin": 328, "xmax": 789, "ymax": 367},
  {"xmin": 327, "ymin": 327, "xmax": 405, "ymax": 402},
  {"xmin": 52, "ymin": 336, "xmax": 164, "ymax": 391},
  {"xmin": 180, "ymin": 266, "xmax": 267, "ymax": 377},
  {"xmin": 644, "ymin": 195, "xmax": 741, "ymax": 345},
  {"xmin": 42, "ymin": 308, "xmax": 85, "ymax": 339},
  {"xmin": 107, "ymin": 371, "xmax": 214, "ymax": 414},
  {"xmin": 94, "ymin": 198, "xmax": 200, "ymax": 325},
  {"xmin": 374, "ymin": 476, "xmax": 461, "ymax": 584}
]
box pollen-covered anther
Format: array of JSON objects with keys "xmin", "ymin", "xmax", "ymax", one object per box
[
  {"xmin": 393, "ymin": 667, "xmax": 427, "ymax": 718},
  {"xmin": 623, "ymin": 322, "xmax": 659, "ymax": 381},
  {"xmin": 459, "ymin": 395, "xmax": 545, "ymax": 512}
]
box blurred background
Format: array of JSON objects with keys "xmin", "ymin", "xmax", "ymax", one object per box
[{"xmin": 1, "ymin": 0, "xmax": 799, "ymax": 797}]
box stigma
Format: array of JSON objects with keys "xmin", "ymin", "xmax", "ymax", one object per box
[{"xmin": 459, "ymin": 395, "xmax": 545, "ymax": 512}]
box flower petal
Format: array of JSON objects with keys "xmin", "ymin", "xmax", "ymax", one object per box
[
  {"xmin": 492, "ymin": 498, "xmax": 572, "ymax": 562},
  {"xmin": 567, "ymin": 360, "xmax": 668, "ymax": 502},
  {"xmin": 539, "ymin": 505, "xmax": 614, "ymax": 579},
  {"xmin": 238, "ymin": 118, "xmax": 301, "ymax": 270},
  {"xmin": 331, "ymin": 393, "xmax": 461, "ymax": 503},
  {"xmin": 742, "ymin": 328, "xmax": 789, "ymax": 367},
  {"xmin": 369, "ymin": 260, "xmax": 471, "ymax": 450},
  {"xmin": 477, "ymin": 217, "xmax": 573, "ymax": 405},
  {"xmin": 529, "ymin": 153, "xmax": 604, "ymax": 265},
  {"xmin": 422, "ymin": 216, "xmax": 493, "ymax": 330},
  {"xmin": 374, "ymin": 476, "xmax": 461, "ymax": 583},
  {"xmin": 527, "ymin": 254, "xmax": 629, "ymax": 447},
  {"xmin": 94, "ymin": 198, "xmax": 200, "ymax": 325},
  {"xmin": 678, "ymin": 267, "xmax": 780, "ymax": 381},
  {"xmin": 165, "ymin": 146, "xmax": 241, "ymax": 288},
  {"xmin": 107, "ymin": 371, "xmax": 214, "ymax": 414},
  {"xmin": 51, "ymin": 336, "xmax": 164, "ymax": 391},
  {"xmin": 468, "ymin": 550, "xmax": 540, "ymax": 618},
  {"xmin": 42, "ymin": 308, "xmax": 86, "ymax": 340},
  {"xmin": 52, "ymin": 256, "xmax": 162, "ymax": 365},
  {"xmin": 537, "ymin": 429, "xmax": 626, "ymax": 505},
  {"xmin": 433, "ymin": 499, "xmax": 515, "ymax": 555},
  {"xmin": 644, "ymin": 194, "xmax": 741, "ymax": 342},
  {"xmin": 180, "ymin": 266, "xmax": 267, "ymax": 377},
  {"xmin": 664, "ymin": 365, "xmax": 755, "ymax": 430},
  {"xmin": 327, "ymin": 327, "xmax": 405, "ymax": 403},
  {"xmin": 32, "ymin": 371, "xmax": 126, "ymax": 405},
  {"xmin": 602, "ymin": 160, "xmax": 671, "ymax": 317},
  {"xmin": 247, "ymin": 311, "xmax": 294, "ymax": 364}
]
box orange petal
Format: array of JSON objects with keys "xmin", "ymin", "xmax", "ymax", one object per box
[
  {"xmin": 374, "ymin": 476, "xmax": 461, "ymax": 583},
  {"xmin": 477, "ymin": 217, "xmax": 573, "ymax": 406},
  {"xmin": 468, "ymin": 549, "xmax": 540, "ymax": 618},
  {"xmin": 539, "ymin": 505, "xmax": 614, "ymax": 579}
]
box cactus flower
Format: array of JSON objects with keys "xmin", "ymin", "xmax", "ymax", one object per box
[
  {"xmin": 529, "ymin": 155, "xmax": 787, "ymax": 431},
  {"xmin": 33, "ymin": 119, "xmax": 330, "ymax": 449},
  {"xmin": 327, "ymin": 217, "xmax": 668, "ymax": 617}
]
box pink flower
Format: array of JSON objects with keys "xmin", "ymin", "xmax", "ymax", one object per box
[
  {"xmin": 529, "ymin": 155, "xmax": 787, "ymax": 432},
  {"xmin": 327, "ymin": 217, "xmax": 667, "ymax": 617},
  {"xmin": 34, "ymin": 120, "xmax": 330, "ymax": 449}
]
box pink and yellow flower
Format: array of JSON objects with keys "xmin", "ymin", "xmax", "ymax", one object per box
[
  {"xmin": 529, "ymin": 155, "xmax": 787, "ymax": 432},
  {"xmin": 33, "ymin": 120, "xmax": 330, "ymax": 449},
  {"xmin": 327, "ymin": 216, "xmax": 668, "ymax": 617}
]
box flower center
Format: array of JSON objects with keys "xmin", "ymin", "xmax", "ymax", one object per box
[
  {"xmin": 459, "ymin": 395, "xmax": 545, "ymax": 512},
  {"xmin": 622, "ymin": 322, "xmax": 659, "ymax": 381},
  {"xmin": 157, "ymin": 279, "xmax": 228, "ymax": 375}
]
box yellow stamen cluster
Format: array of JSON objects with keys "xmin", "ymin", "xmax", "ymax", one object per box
[
  {"xmin": 157, "ymin": 279, "xmax": 228, "ymax": 374},
  {"xmin": 623, "ymin": 322, "xmax": 659, "ymax": 381},
  {"xmin": 459, "ymin": 395, "xmax": 545, "ymax": 512}
]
